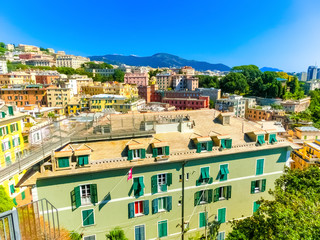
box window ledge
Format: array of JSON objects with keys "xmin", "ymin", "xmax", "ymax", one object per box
[
  {"xmin": 155, "ymin": 155, "xmax": 169, "ymax": 162},
  {"xmin": 199, "ymin": 201, "xmax": 208, "ymax": 205},
  {"xmin": 82, "ymin": 224, "xmax": 96, "ymax": 228},
  {"xmin": 134, "ymin": 213, "xmax": 145, "ymax": 218},
  {"xmin": 218, "ymin": 197, "xmax": 226, "ymax": 201},
  {"xmin": 56, "ymin": 167, "xmax": 72, "ymax": 171}
]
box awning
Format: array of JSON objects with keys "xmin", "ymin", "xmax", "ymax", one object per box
[
  {"xmin": 194, "ymin": 136, "xmax": 212, "ymax": 143},
  {"xmin": 128, "ymin": 143, "xmax": 145, "ymax": 150}
]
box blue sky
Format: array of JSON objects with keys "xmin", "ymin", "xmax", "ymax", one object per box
[{"xmin": 0, "ymin": 0, "xmax": 320, "ymax": 72}]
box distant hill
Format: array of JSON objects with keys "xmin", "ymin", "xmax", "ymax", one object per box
[
  {"xmin": 260, "ymin": 67, "xmax": 283, "ymax": 72},
  {"xmin": 88, "ymin": 53, "xmax": 230, "ymax": 71}
]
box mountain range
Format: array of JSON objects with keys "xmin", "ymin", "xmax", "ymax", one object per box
[{"xmin": 88, "ymin": 53, "xmax": 230, "ymax": 71}]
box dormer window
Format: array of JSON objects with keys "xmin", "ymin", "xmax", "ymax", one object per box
[
  {"xmin": 257, "ymin": 135, "xmax": 266, "ymax": 146},
  {"xmin": 127, "ymin": 141, "xmax": 146, "ymax": 161},
  {"xmin": 220, "ymin": 138, "xmax": 232, "ymax": 150},
  {"xmin": 194, "ymin": 137, "xmax": 213, "ymax": 153},
  {"xmin": 152, "ymin": 142, "xmax": 170, "ymax": 158},
  {"xmin": 268, "ymin": 134, "xmax": 277, "ymax": 144}
]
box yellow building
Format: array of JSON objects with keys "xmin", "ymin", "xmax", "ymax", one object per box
[
  {"xmin": 81, "ymin": 82, "xmax": 138, "ymax": 99},
  {"xmin": 67, "ymin": 96, "xmax": 90, "ymax": 115},
  {"xmin": 89, "ymin": 94, "xmax": 145, "ymax": 113},
  {"xmin": 0, "ymin": 104, "xmax": 29, "ymax": 205},
  {"xmin": 291, "ymin": 139, "xmax": 320, "ymax": 170},
  {"xmin": 46, "ymin": 87, "xmax": 72, "ymax": 108}
]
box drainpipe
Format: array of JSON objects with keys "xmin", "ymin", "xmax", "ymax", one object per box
[{"xmin": 181, "ymin": 161, "xmax": 186, "ymax": 240}]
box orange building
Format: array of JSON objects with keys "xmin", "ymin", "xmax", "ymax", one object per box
[
  {"xmin": 246, "ymin": 107, "xmax": 285, "ymax": 121},
  {"xmin": 0, "ymin": 86, "xmax": 47, "ymax": 107},
  {"xmin": 35, "ymin": 74, "xmax": 59, "ymax": 85}
]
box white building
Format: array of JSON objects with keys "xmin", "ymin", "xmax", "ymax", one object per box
[
  {"xmin": 56, "ymin": 55, "xmax": 90, "ymax": 69},
  {"xmin": 0, "ymin": 60, "xmax": 8, "ymax": 74},
  {"xmin": 5, "ymin": 44, "xmax": 15, "ymax": 51},
  {"xmin": 65, "ymin": 75, "xmax": 93, "ymax": 95}
]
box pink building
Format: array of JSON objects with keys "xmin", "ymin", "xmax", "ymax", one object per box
[{"xmin": 124, "ymin": 73, "xmax": 149, "ymax": 86}]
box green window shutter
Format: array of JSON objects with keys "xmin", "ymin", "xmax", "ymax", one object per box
[
  {"xmin": 207, "ymin": 189, "xmax": 213, "ymax": 203},
  {"xmin": 21, "ymin": 191, "xmax": 25, "ymax": 200},
  {"xmin": 204, "ymin": 167, "xmax": 210, "ymax": 179},
  {"xmin": 226, "ymin": 186, "xmax": 232, "ymax": 199},
  {"xmin": 269, "ymin": 134, "xmax": 277, "ymax": 143},
  {"xmin": 1, "ymin": 143, "xmax": 4, "ymax": 151},
  {"xmin": 196, "ymin": 142, "xmax": 201, "ymax": 153},
  {"xmin": 194, "ymin": 191, "xmax": 200, "ymax": 206},
  {"xmin": 166, "ymin": 173, "xmax": 172, "ymax": 186},
  {"xmin": 152, "ymin": 198, "xmax": 158, "ymax": 214},
  {"xmin": 0, "ymin": 128, "xmax": 2, "ymax": 137},
  {"xmin": 127, "ymin": 149, "xmax": 133, "ymax": 161},
  {"xmin": 256, "ymin": 159, "xmax": 264, "ymax": 175},
  {"xmin": 10, "ymin": 184, "xmax": 15, "ymax": 194},
  {"xmin": 78, "ymin": 156, "xmax": 84, "ymax": 166},
  {"xmin": 141, "ymin": 149, "xmax": 146, "ymax": 159},
  {"xmin": 166, "ymin": 196, "xmax": 172, "ymax": 211},
  {"xmin": 10, "ymin": 124, "xmax": 13, "ymax": 133},
  {"xmin": 221, "ymin": 139, "xmax": 226, "ymax": 149},
  {"xmin": 1, "ymin": 112, "xmax": 5, "ymax": 118},
  {"xmin": 133, "ymin": 178, "xmax": 139, "ymax": 191},
  {"xmin": 253, "ymin": 201, "xmax": 260, "ymax": 213},
  {"xmin": 8, "ymin": 106, "xmax": 14, "ymax": 116},
  {"xmin": 12, "ymin": 139, "xmax": 15, "ymax": 148},
  {"xmin": 214, "ymin": 188, "xmax": 219, "ymax": 202},
  {"xmin": 261, "ymin": 179, "xmax": 266, "ymax": 192},
  {"xmin": 74, "ymin": 186, "xmax": 81, "ymax": 208},
  {"xmin": 143, "ymin": 200, "xmax": 149, "ymax": 215},
  {"xmin": 159, "ymin": 220, "xmax": 168, "ymax": 238},
  {"xmin": 16, "ymin": 123, "xmax": 19, "ymax": 131},
  {"xmin": 139, "ymin": 177, "xmax": 145, "ymax": 189},
  {"xmin": 13, "ymin": 198, "xmax": 17, "ymax": 206},
  {"xmin": 251, "ymin": 181, "xmax": 256, "ymax": 194},
  {"xmin": 82, "ymin": 209, "xmax": 94, "ymax": 226},
  {"xmin": 160, "ymin": 184, "xmax": 167, "ymax": 192},
  {"xmin": 151, "ymin": 175, "xmax": 158, "ymax": 194},
  {"xmin": 226, "ymin": 139, "xmax": 232, "ymax": 149},
  {"xmin": 83, "ymin": 155, "xmax": 89, "ymax": 165},
  {"xmin": 8, "ymin": 141, "xmax": 11, "ymax": 149},
  {"xmin": 218, "ymin": 208, "xmax": 226, "ymax": 223},
  {"xmin": 90, "ymin": 184, "xmax": 98, "ymax": 204},
  {"xmin": 207, "ymin": 141, "xmax": 213, "ymax": 151},
  {"xmin": 6, "ymin": 126, "xmax": 8, "ymax": 135},
  {"xmin": 220, "ymin": 164, "xmax": 228, "ymax": 181},
  {"xmin": 152, "ymin": 148, "xmax": 158, "ymax": 157},
  {"xmin": 257, "ymin": 135, "xmax": 265, "ymax": 145},
  {"xmin": 128, "ymin": 202, "xmax": 135, "ymax": 218},
  {"xmin": 165, "ymin": 146, "xmax": 170, "ymax": 155},
  {"xmin": 18, "ymin": 137, "xmax": 21, "ymax": 145},
  {"xmin": 199, "ymin": 212, "xmax": 207, "ymax": 228}
]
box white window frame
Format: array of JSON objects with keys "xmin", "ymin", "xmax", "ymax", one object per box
[
  {"xmin": 0, "ymin": 126, "xmax": 8, "ymax": 136},
  {"xmin": 218, "ymin": 186, "xmax": 227, "ymax": 200},
  {"xmin": 217, "ymin": 231, "xmax": 226, "ymax": 240},
  {"xmin": 157, "ymin": 196, "xmax": 167, "ymax": 212},
  {"xmin": 32, "ymin": 131, "xmax": 41, "ymax": 143},
  {"xmin": 254, "ymin": 179, "xmax": 263, "ymax": 193},
  {"xmin": 13, "ymin": 135, "xmax": 19, "ymax": 147},
  {"xmin": 83, "ymin": 235, "xmax": 96, "ymax": 240},
  {"xmin": 134, "ymin": 224, "xmax": 146, "ymax": 240},
  {"xmin": 2, "ymin": 139, "xmax": 10, "ymax": 151},
  {"xmin": 199, "ymin": 190, "xmax": 208, "ymax": 204},
  {"xmin": 80, "ymin": 184, "xmax": 91, "ymax": 205},
  {"xmin": 132, "ymin": 149, "xmax": 141, "ymax": 159},
  {"xmin": 81, "ymin": 208, "xmax": 95, "ymax": 227},
  {"xmin": 157, "ymin": 173, "xmax": 167, "ymax": 192},
  {"xmin": 134, "ymin": 200, "xmax": 144, "ymax": 217},
  {"xmin": 11, "ymin": 124, "xmax": 18, "ymax": 132}
]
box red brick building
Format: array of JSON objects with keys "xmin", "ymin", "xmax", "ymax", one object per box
[
  {"xmin": 35, "ymin": 74, "xmax": 59, "ymax": 85},
  {"xmin": 138, "ymin": 84, "xmax": 161, "ymax": 103},
  {"xmin": 162, "ymin": 96, "xmax": 209, "ymax": 110}
]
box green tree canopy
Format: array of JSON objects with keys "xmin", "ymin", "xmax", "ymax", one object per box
[
  {"xmin": 0, "ymin": 186, "xmax": 15, "ymax": 213},
  {"xmin": 84, "ymin": 62, "xmax": 113, "ymax": 69},
  {"xmin": 197, "ymin": 75, "xmax": 219, "ymax": 88},
  {"xmin": 220, "ymin": 72, "xmax": 249, "ymax": 95},
  {"xmin": 106, "ymin": 227, "xmax": 128, "ymax": 240},
  {"xmin": 227, "ymin": 167, "xmax": 320, "ymax": 240}
]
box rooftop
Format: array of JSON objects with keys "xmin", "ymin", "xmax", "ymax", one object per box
[
  {"xmin": 91, "ymin": 94, "xmax": 126, "ymax": 100},
  {"xmin": 296, "ymin": 126, "xmax": 320, "ymax": 132}
]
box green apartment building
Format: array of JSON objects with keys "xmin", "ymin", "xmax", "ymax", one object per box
[{"xmin": 20, "ymin": 110, "xmax": 291, "ymax": 240}]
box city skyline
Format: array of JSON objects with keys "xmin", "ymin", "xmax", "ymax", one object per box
[{"xmin": 1, "ymin": 0, "xmax": 320, "ymax": 72}]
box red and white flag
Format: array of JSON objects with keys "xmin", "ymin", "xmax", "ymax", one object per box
[{"xmin": 127, "ymin": 168, "xmax": 133, "ymax": 181}]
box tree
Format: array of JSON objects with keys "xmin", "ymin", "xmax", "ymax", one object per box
[
  {"xmin": 0, "ymin": 186, "xmax": 15, "ymax": 213},
  {"xmin": 106, "ymin": 227, "xmax": 128, "ymax": 240},
  {"xmin": 220, "ymin": 73, "xmax": 249, "ymax": 95},
  {"xmin": 196, "ymin": 75, "xmax": 219, "ymax": 88},
  {"xmin": 227, "ymin": 167, "xmax": 320, "ymax": 240},
  {"xmin": 114, "ymin": 69, "xmax": 125, "ymax": 82}
]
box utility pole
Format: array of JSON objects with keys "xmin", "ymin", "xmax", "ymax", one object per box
[{"xmin": 181, "ymin": 161, "xmax": 186, "ymax": 240}]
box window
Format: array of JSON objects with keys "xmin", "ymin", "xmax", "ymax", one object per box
[
  {"xmin": 10, "ymin": 184, "xmax": 15, "ymax": 194},
  {"xmin": 220, "ymin": 139, "xmax": 232, "ymax": 149},
  {"xmin": 199, "ymin": 212, "xmax": 207, "ymax": 228},
  {"xmin": 269, "ymin": 134, "xmax": 277, "ymax": 144},
  {"xmin": 21, "ymin": 191, "xmax": 25, "ymax": 200},
  {"xmin": 196, "ymin": 167, "xmax": 212, "ymax": 185},
  {"xmin": 57, "ymin": 157, "xmax": 69, "ymax": 168},
  {"xmin": 251, "ymin": 179, "xmax": 266, "ymax": 193},
  {"xmin": 84, "ymin": 236, "xmax": 96, "ymax": 240},
  {"xmin": 257, "ymin": 135, "xmax": 265, "ymax": 145},
  {"xmin": 80, "ymin": 185, "xmax": 91, "ymax": 205},
  {"xmin": 78, "ymin": 155, "xmax": 89, "ymax": 166},
  {"xmin": 219, "ymin": 164, "xmax": 229, "ymax": 181},
  {"xmin": 134, "ymin": 225, "xmax": 145, "ymax": 240},
  {"xmin": 217, "ymin": 208, "xmax": 226, "ymax": 223},
  {"xmin": 158, "ymin": 220, "xmax": 168, "ymax": 238},
  {"xmin": 158, "ymin": 174, "xmax": 167, "ymax": 192},
  {"xmin": 82, "ymin": 209, "xmax": 94, "ymax": 227},
  {"xmin": 157, "ymin": 197, "xmax": 167, "ymax": 211},
  {"xmin": 2, "ymin": 139, "xmax": 11, "ymax": 151},
  {"xmin": 214, "ymin": 186, "xmax": 232, "ymax": 201},
  {"xmin": 0, "ymin": 126, "xmax": 8, "ymax": 136},
  {"xmin": 256, "ymin": 159, "xmax": 264, "ymax": 175},
  {"xmin": 151, "ymin": 173, "xmax": 172, "ymax": 194},
  {"xmin": 128, "ymin": 148, "xmax": 146, "ymax": 160},
  {"xmin": 5, "ymin": 153, "xmax": 11, "ymax": 166},
  {"xmin": 32, "ymin": 132, "xmax": 41, "ymax": 143},
  {"xmin": 253, "ymin": 201, "xmax": 260, "ymax": 213},
  {"xmin": 194, "ymin": 189, "xmax": 213, "ymax": 206},
  {"xmin": 217, "ymin": 232, "xmax": 225, "ymax": 240},
  {"xmin": 12, "ymin": 135, "xmax": 20, "ymax": 147},
  {"xmin": 152, "ymin": 146, "xmax": 170, "ymax": 157},
  {"xmin": 128, "ymin": 200, "xmax": 149, "ymax": 218},
  {"xmin": 133, "ymin": 177, "xmax": 145, "ymax": 197},
  {"xmin": 135, "ymin": 201, "xmax": 144, "ymax": 215}
]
